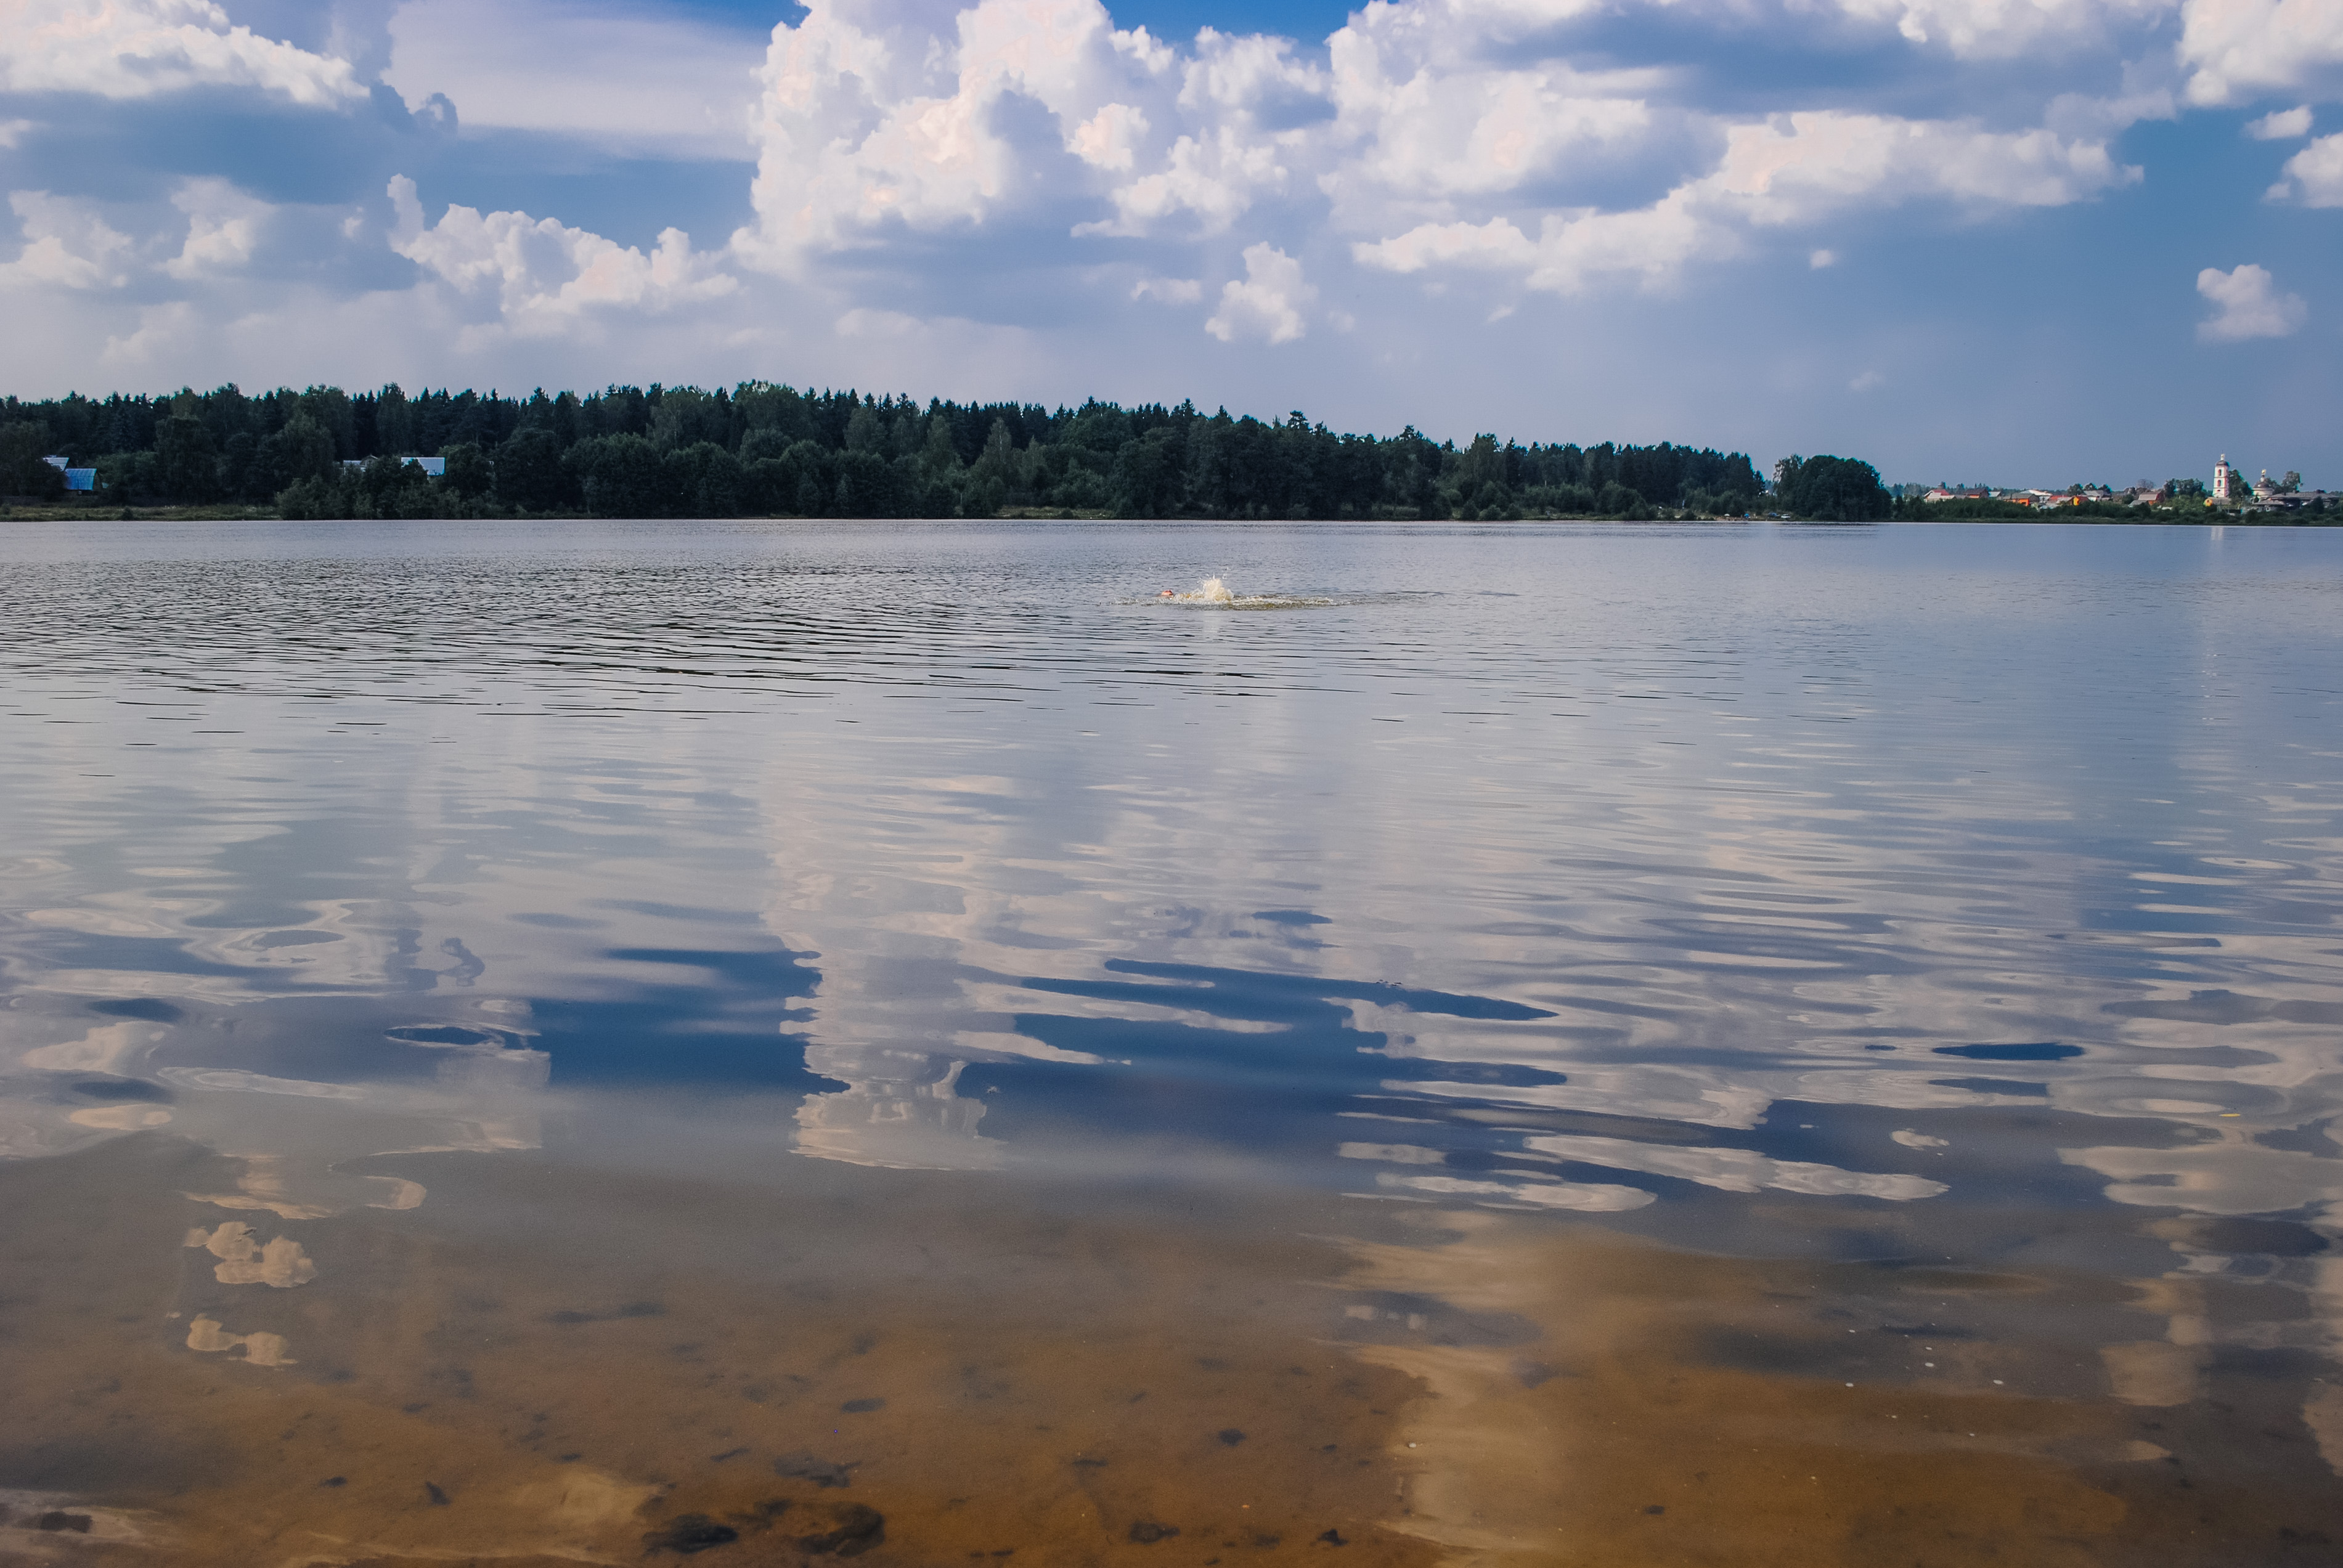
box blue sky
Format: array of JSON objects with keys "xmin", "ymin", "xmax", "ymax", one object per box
[{"xmin": 3, "ymin": 0, "xmax": 2339, "ymax": 485}]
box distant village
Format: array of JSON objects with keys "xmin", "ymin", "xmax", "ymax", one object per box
[{"xmin": 1897, "ymin": 455, "xmax": 2332, "ymax": 516}]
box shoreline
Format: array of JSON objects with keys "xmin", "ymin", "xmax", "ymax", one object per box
[{"xmin": 2, "ymin": 505, "xmax": 2336, "ymax": 528}]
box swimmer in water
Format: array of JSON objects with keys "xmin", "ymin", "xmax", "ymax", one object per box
[{"xmin": 1162, "ymin": 579, "xmax": 1236, "ymax": 603}]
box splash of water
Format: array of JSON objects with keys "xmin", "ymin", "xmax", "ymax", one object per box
[
  {"xmin": 1161, "ymin": 577, "xmax": 1237, "ymax": 604},
  {"xmin": 1152, "ymin": 577, "xmax": 1339, "ymax": 610}
]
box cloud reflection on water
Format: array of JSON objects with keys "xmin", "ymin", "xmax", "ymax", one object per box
[{"xmin": 0, "ymin": 519, "xmax": 2340, "ymax": 1532}]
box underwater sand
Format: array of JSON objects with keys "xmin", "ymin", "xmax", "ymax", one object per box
[{"xmin": 3, "ymin": 519, "xmax": 2341, "ymax": 1564}]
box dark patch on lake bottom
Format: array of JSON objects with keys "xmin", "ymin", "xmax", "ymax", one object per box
[{"xmin": 2, "ymin": 519, "xmax": 2339, "ymax": 1563}]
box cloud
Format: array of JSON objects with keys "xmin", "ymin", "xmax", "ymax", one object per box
[
  {"xmin": 1833, "ymin": 0, "xmax": 2182, "ymax": 57},
  {"xmin": 2194, "ymin": 262, "xmax": 2306, "ymax": 341},
  {"xmin": 382, "ymin": 0, "xmax": 765, "ymax": 160},
  {"xmin": 388, "ymin": 175, "xmax": 735, "ymax": 337},
  {"xmin": 724, "ymin": 0, "xmax": 2149, "ymax": 329},
  {"xmin": 0, "ymin": 190, "xmax": 134, "ymax": 288},
  {"xmin": 1709, "ymin": 111, "xmax": 2140, "ymax": 218},
  {"xmin": 0, "ymin": 0, "xmax": 362, "ymax": 105},
  {"xmin": 2179, "ymin": 0, "xmax": 2343, "ymax": 105},
  {"xmin": 1079, "ymin": 123, "xmax": 1294, "ymax": 236},
  {"xmin": 1070, "ymin": 100, "xmax": 1149, "ymax": 171},
  {"xmin": 1358, "ymin": 111, "xmax": 2138, "ymax": 293},
  {"xmin": 731, "ymin": 0, "xmax": 1335, "ymax": 261},
  {"xmin": 736, "ymin": 0, "xmax": 1168, "ymax": 264},
  {"xmin": 165, "ymin": 176, "xmax": 271, "ymax": 277},
  {"xmin": 2267, "ymin": 131, "xmax": 2343, "ymax": 203},
  {"xmin": 1318, "ymin": 4, "xmax": 1656, "ymax": 225},
  {"xmin": 1204, "ymin": 241, "xmax": 1313, "ymax": 343},
  {"xmin": 2245, "ymin": 105, "xmax": 2313, "ymax": 139},
  {"xmin": 734, "ymin": 0, "xmax": 1648, "ymax": 262},
  {"xmin": 1131, "ymin": 274, "xmax": 1202, "ymax": 302},
  {"xmin": 0, "ymin": 0, "xmax": 2336, "ymax": 477}
]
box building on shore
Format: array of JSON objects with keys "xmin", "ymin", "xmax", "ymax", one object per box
[
  {"xmin": 341, "ymin": 456, "xmax": 446, "ymax": 477},
  {"xmin": 2212, "ymin": 454, "xmax": 2238, "ymax": 502},
  {"xmin": 41, "ymin": 455, "xmax": 97, "ymax": 493},
  {"xmin": 2243, "ymin": 490, "xmax": 2333, "ymax": 514}
]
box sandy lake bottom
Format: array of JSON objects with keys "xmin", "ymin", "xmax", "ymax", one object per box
[{"xmin": 2, "ymin": 519, "xmax": 2340, "ymax": 1564}]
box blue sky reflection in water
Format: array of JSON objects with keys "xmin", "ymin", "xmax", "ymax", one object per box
[{"xmin": 2, "ymin": 519, "xmax": 2342, "ymax": 1561}]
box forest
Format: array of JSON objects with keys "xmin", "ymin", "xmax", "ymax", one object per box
[{"xmin": 0, "ymin": 381, "xmax": 1893, "ymax": 522}]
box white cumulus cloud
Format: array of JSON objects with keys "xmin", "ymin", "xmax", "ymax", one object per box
[
  {"xmin": 727, "ymin": 0, "xmax": 2150, "ymax": 322},
  {"xmin": 1709, "ymin": 112, "xmax": 2140, "ymax": 219},
  {"xmin": 2194, "ymin": 262, "xmax": 2305, "ymax": 341},
  {"xmin": 1833, "ymin": 0, "xmax": 2181, "ymax": 57},
  {"xmin": 2179, "ymin": 0, "xmax": 2343, "ymax": 105},
  {"xmin": 1319, "ymin": 2, "xmax": 1655, "ymax": 225},
  {"xmin": 1358, "ymin": 111, "xmax": 2138, "ymax": 293},
  {"xmin": 2267, "ymin": 131, "xmax": 2343, "ymax": 203},
  {"xmin": 165, "ymin": 176, "xmax": 271, "ymax": 277},
  {"xmin": 0, "ymin": 190, "xmax": 134, "ymax": 289},
  {"xmin": 736, "ymin": 0, "xmax": 1194, "ymax": 264},
  {"xmin": 0, "ymin": 0, "xmax": 361, "ymax": 104},
  {"xmin": 1079, "ymin": 122, "xmax": 1293, "ymax": 235},
  {"xmin": 383, "ymin": 0, "xmax": 765, "ymax": 160},
  {"xmin": 1131, "ymin": 274, "xmax": 1202, "ymax": 302},
  {"xmin": 2245, "ymin": 105, "xmax": 2313, "ymax": 139},
  {"xmin": 1204, "ymin": 242, "xmax": 1313, "ymax": 343},
  {"xmin": 1070, "ymin": 100, "xmax": 1150, "ymax": 171},
  {"xmin": 389, "ymin": 176, "xmax": 735, "ymax": 337}
]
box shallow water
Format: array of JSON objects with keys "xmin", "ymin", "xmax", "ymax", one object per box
[{"xmin": 1, "ymin": 518, "xmax": 2339, "ymax": 1566}]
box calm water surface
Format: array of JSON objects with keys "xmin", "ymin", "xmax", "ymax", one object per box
[{"xmin": 1, "ymin": 519, "xmax": 2339, "ymax": 1566}]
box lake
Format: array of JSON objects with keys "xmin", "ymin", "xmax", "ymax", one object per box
[{"xmin": 1, "ymin": 518, "xmax": 2339, "ymax": 1566}]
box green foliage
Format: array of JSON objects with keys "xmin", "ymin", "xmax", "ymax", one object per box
[
  {"xmin": 274, "ymin": 458, "xmax": 505, "ymax": 521},
  {"xmin": 1595, "ymin": 481, "xmax": 1649, "ymax": 520},
  {"xmin": 441, "ymin": 443, "xmax": 492, "ymax": 500},
  {"xmin": 269, "ymin": 413, "xmax": 338, "ymax": 488},
  {"xmin": 157, "ymin": 413, "xmax": 220, "ymax": 502},
  {"xmin": 650, "ymin": 388, "xmax": 730, "ymax": 451},
  {"xmin": 1774, "ymin": 455, "xmax": 1891, "ymax": 521},
  {"xmin": 1901, "ymin": 497, "xmax": 2039, "ymax": 519},
  {"xmin": 495, "ymin": 428, "xmax": 573, "ymax": 513},
  {"xmin": 568, "ymin": 433, "xmax": 668, "ymax": 518},
  {"xmin": 843, "ymin": 402, "xmax": 888, "ymax": 455},
  {"xmin": 1111, "ymin": 426, "xmax": 1180, "ymax": 518},
  {"xmin": 4, "ymin": 379, "xmax": 1813, "ymax": 522},
  {"xmin": 0, "ymin": 421, "xmax": 66, "ymax": 500},
  {"xmin": 92, "ymin": 450, "xmax": 157, "ymax": 502}
]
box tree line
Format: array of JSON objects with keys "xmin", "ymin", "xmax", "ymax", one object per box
[{"xmin": 0, "ymin": 381, "xmax": 1894, "ymax": 521}]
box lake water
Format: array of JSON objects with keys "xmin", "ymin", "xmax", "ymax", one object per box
[{"xmin": 1, "ymin": 518, "xmax": 2339, "ymax": 1566}]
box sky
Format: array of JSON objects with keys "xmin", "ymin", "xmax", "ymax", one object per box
[{"xmin": 1, "ymin": 0, "xmax": 2339, "ymax": 484}]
